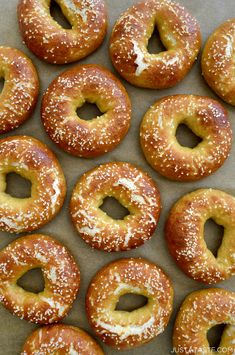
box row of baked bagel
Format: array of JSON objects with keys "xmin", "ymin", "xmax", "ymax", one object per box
[
  {"xmin": 0, "ymin": 135, "xmax": 234, "ymax": 285},
  {"xmin": 16, "ymin": 0, "xmax": 235, "ymax": 106},
  {"xmin": 0, "ymin": 48, "xmax": 233, "ymax": 182},
  {"xmin": 1, "ymin": 234, "xmax": 234, "ymax": 353}
]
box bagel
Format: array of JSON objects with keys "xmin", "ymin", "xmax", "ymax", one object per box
[
  {"xmin": 173, "ymin": 288, "xmax": 235, "ymax": 355},
  {"xmin": 41, "ymin": 64, "xmax": 131, "ymax": 158},
  {"xmin": 22, "ymin": 324, "xmax": 104, "ymax": 354},
  {"xmin": 70, "ymin": 162, "xmax": 161, "ymax": 252},
  {"xmin": 110, "ymin": 0, "xmax": 201, "ymax": 89},
  {"xmin": 86, "ymin": 258, "xmax": 173, "ymax": 350},
  {"xmin": 18, "ymin": 0, "xmax": 107, "ymax": 64},
  {"xmin": 0, "ymin": 234, "xmax": 80, "ymax": 324},
  {"xmin": 0, "ymin": 46, "xmax": 39, "ymax": 134},
  {"xmin": 165, "ymin": 189, "xmax": 235, "ymax": 284},
  {"xmin": 140, "ymin": 95, "xmax": 232, "ymax": 182},
  {"xmin": 0, "ymin": 136, "xmax": 66, "ymax": 234},
  {"xmin": 202, "ymin": 19, "xmax": 235, "ymax": 106}
]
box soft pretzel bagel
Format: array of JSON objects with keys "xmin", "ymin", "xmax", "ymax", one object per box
[
  {"xmin": 22, "ymin": 324, "xmax": 104, "ymax": 354},
  {"xmin": 140, "ymin": 95, "xmax": 232, "ymax": 182},
  {"xmin": 41, "ymin": 65, "xmax": 131, "ymax": 158},
  {"xmin": 86, "ymin": 258, "xmax": 173, "ymax": 350},
  {"xmin": 0, "ymin": 46, "xmax": 39, "ymax": 134},
  {"xmin": 165, "ymin": 189, "xmax": 235, "ymax": 284},
  {"xmin": 0, "ymin": 136, "xmax": 66, "ymax": 234},
  {"xmin": 173, "ymin": 288, "xmax": 235, "ymax": 355},
  {"xmin": 18, "ymin": 0, "xmax": 107, "ymax": 64},
  {"xmin": 70, "ymin": 162, "xmax": 161, "ymax": 252},
  {"xmin": 0, "ymin": 234, "xmax": 80, "ymax": 324},
  {"xmin": 110, "ymin": 0, "xmax": 201, "ymax": 89},
  {"xmin": 202, "ymin": 19, "xmax": 235, "ymax": 106}
]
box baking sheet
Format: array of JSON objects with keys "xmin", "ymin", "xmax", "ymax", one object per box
[{"xmin": 0, "ymin": 0, "xmax": 235, "ymax": 354}]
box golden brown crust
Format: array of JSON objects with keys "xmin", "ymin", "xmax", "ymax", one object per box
[
  {"xmin": 18, "ymin": 0, "xmax": 107, "ymax": 64},
  {"xmin": 202, "ymin": 19, "xmax": 235, "ymax": 106},
  {"xmin": 22, "ymin": 324, "xmax": 104, "ymax": 354},
  {"xmin": 0, "ymin": 46, "xmax": 39, "ymax": 134},
  {"xmin": 86, "ymin": 258, "xmax": 173, "ymax": 350},
  {"xmin": 165, "ymin": 189, "xmax": 235, "ymax": 284},
  {"xmin": 140, "ymin": 95, "xmax": 232, "ymax": 182},
  {"xmin": 41, "ymin": 64, "xmax": 131, "ymax": 158},
  {"xmin": 0, "ymin": 234, "xmax": 80, "ymax": 324},
  {"xmin": 0, "ymin": 135, "xmax": 66, "ymax": 233},
  {"xmin": 110, "ymin": 0, "xmax": 201, "ymax": 89},
  {"xmin": 173, "ymin": 288, "xmax": 235, "ymax": 355},
  {"xmin": 70, "ymin": 162, "xmax": 161, "ymax": 252}
]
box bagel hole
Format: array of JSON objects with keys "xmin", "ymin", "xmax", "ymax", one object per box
[
  {"xmin": 50, "ymin": 0, "xmax": 72, "ymax": 29},
  {"xmin": 0, "ymin": 77, "xmax": 5, "ymax": 94},
  {"xmin": 115, "ymin": 293, "xmax": 148, "ymax": 312},
  {"xmin": 17, "ymin": 268, "xmax": 45, "ymax": 294},
  {"xmin": 6, "ymin": 173, "xmax": 32, "ymax": 198},
  {"xmin": 100, "ymin": 197, "xmax": 130, "ymax": 220},
  {"xmin": 147, "ymin": 27, "xmax": 166, "ymax": 54},
  {"xmin": 76, "ymin": 102, "xmax": 103, "ymax": 121},
  {"xmin": 207, "ymin": 324, "xmax": 226, "ymax": 351},
  {"xmin": 176, "ymin": 124, "xmax": 202, "ymax": 148},
  {"xmin": 204, "ymin": 219, "xmax": 224, "ymax": 257}
]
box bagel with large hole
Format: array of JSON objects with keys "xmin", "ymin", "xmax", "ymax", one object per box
[
  {"xmin": 140, "ymin": 95, "xmax": 232, "ymax": 182},
  {"xmin": 0, "ymin": 234, "xmax": 80, "ymax": 324},
  {"xmin": 18, "ymin": 0, "xmax": 107, "ymax": 64},
  {"xmin": 0, "ymin": 46, "xmax": 39, "ymax": 134},
  {"xmin": 86, "ymin": 258, "xmax": 173, "ymax": 350},
  {"xmin": 0, "ymin": 135, "xmax": 66, "ymax": 234},
  {"xmin": 70, "ymin": 162, "xmax": 161, "ymax": 252},
  {"xmin": 110, "ymin": 0, "xmax": 201, "ymax": 89},
  {"xmin": 165, "ymin": 189, "xmax": 235, "ymax": 284}
]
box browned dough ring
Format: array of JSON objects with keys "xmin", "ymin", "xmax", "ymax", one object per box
[
  {"xmin": 0, "ymin": 234, "xmax": 80, "ymax": 324},
  {"xmin": 41, "ymin": 64, "xmax": 131, "ymax": 158},
  {"xmin": 0, "ymin": 136, "xmax": 66, "ymax": 234},
  {"xmin": 0, "ymin": 46, "xmax": 39, "ymax": 134},
  {"xmin": 22, "ymin": 324, "xmax": 104, "ymax": 354},
  {"xmin": 18, "ymin": 0, "xmax": 107, "ymax": 64},
  {"xmin": 165, "ymin": 189, "xmax": 235, "ymax": 284},
  {"xmin": 202, "ymin": 19, "xmax": 235, "ymax": 106},
  {"xmin": 140, "ymin": 95, "xmax": 232, "ymax": 182},
  {"xmin": 173, "ymin": 288, "xmax": 235, "ymax": 355},
  {"xmin": 110, "ymin": 0, "xmax": 201, "ymax": 89},
  {"xmin": 70, "ymin": 162, "xmax": 161, "ymax": 252},
  {"xmin": 86, "ymin": 258, "xmax": 173, "ymax": 350}
]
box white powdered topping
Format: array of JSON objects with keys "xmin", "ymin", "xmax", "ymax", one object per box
[
  {"xmin": 41, "ymin": 297, "xmax": 66, "ymax": 317},
  {"xmin": 158, "ymin": 111, "xmax": 163, "ymax": 129},
  {"xmin": 51, "ymin": 178, "xmax": 60, "ymax": 213},
  {"xmin": 0, "ymin": 217, "xmax": 21, "ymax": 231},
  {"xmin": 35, "ymin": 252, "xmax": 48, "ymax": 264},
  {"xmin": 47, "ymin": 267, "xmax": 57, "ymax": 283},
  {"xmin": 79, "ymin": 226, "xmax": 101, "ymax": 237},
  {"xmin": 124, "ymin": 228, "xmax": 132, "ymax": 247},
  {"xmin": 11, "ymin": 162, "xmax": 28, "ymax": 170},
  {"xmin": 69, "ymin": 344, "xmax": 79, "ymax": 355},
  {"xmin": 161, "ymin": 56, "xmax": 179, "ymax": 66},
  {"xmin": 11, "ymin": 254, "xmax": 26, "ymax": 266},
  {"xmin": 132, "ymin": 41, "xmax": 150, "ymax": 76},
  {"xmin": 96, "ymin": 316, "xmax": 155, "ymax": 340},
  {"xmin": 114, "ymin": 283, "xmax": 141, "ymax": 295},
  {"xmin": 63, "ymin": 0, "xmax": 88, "ymax": 22},
  {"xmin": 224, "ymin": 34, "xmax": 233, "ymax": 57},
  {"xmin": 131, "ymin": 194, "xmax": 146, "ymax": 205},
  {"xmin": 114, "ymin": 178, "xmax": 136, "ymax": 191}
]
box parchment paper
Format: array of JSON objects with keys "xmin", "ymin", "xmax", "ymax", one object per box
[{"xmin": 0, "ymin": 1, "xmax": 234, "ymax": 354}]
